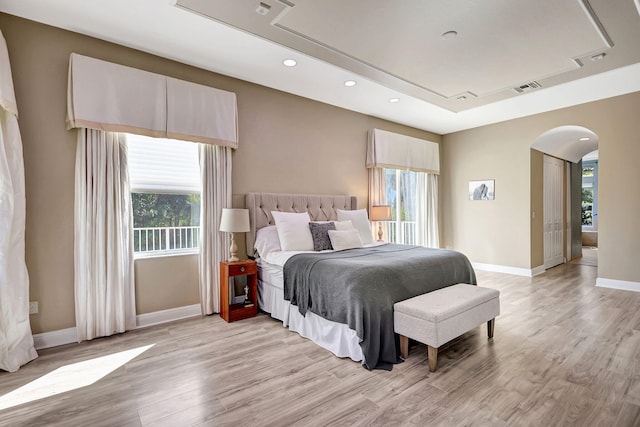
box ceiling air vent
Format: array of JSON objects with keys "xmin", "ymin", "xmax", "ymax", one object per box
[{"xmin": 513, "ymin": 81, "xmax": 542, "ymax": 93}]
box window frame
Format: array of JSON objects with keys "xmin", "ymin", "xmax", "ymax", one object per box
[
  {"xmin": 581, "ymin": 160, "xmax": 598, "ymax": 231},
  {"xmin": 126, "ymin": 133, "xmax": 202, "ymax": 258},
  {"xmin": 384, "ymin": 168, "xmax": 418, "ymax": 245}
]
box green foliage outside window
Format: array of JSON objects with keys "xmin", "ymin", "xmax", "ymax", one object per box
[{"xmin": 132, "ymin": 193, "xmax": 200, "ymax": 228}]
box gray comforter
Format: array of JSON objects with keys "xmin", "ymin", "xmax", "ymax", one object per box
[{"xmin": 283, "ymin": 244, "xmax": 476, "ymax": 370}]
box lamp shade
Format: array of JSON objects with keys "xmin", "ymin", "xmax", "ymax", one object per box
[
  {"xmin": 370, "ymin": 205, "xmax": 392, "ymax": 221},
  {"xmin": 219, "ymin": 208, "xmax": 250, "ymax": 233}
]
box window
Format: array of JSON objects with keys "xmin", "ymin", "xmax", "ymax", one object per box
[
  {"xmin": 385, "ymin": 168, "xmax": 418, "ymax": 245},
  {"xmin": 127, "ymin": 134, "xmax": 201, "ymax": 255},
  {"xmin": 581, "ymin": 160, "xmax": 598, "ymax": 229}
]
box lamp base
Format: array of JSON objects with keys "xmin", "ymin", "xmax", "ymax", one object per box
[
  {"xmin": 228, "ymin": 233, "xmax": 239, "ymax": 262},
  {"xmin": 377, "ymin": 223, "xmax": 384, "ymax": 242}
]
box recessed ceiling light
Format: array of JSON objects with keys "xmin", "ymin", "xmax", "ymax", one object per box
[
  {"xmin": 282, "ymin": 59, "xmax": 297, "ymax": 67},
  {"xmin": 442, "ymin": 31, "xmax": 458, "ymax": 40},
  {"xmin": 579, "ymin": 137, "xmax": 590, "ymax": 141},
  {"xmin": 344, "ymin": 80, "xmax": 357, "ymax": 87},
  {"xmin": 591, "ymin": 53, "xmax": 606, "ymax": 61},
  {"xmin": 389, "ymin": 98, "xmax": 400, "ymax": 103},
  {"xmin": 457, "ymin": 95, "xmax": 467, "ymax": 101},
  {"xmin": 256, "ymin": 2, "xmax": 271, "ymax": 15}
]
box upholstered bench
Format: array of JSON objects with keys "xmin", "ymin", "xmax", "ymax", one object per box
[{"xmin": 394, "ymin": 284, "xmax": 500, "ymax": 372}]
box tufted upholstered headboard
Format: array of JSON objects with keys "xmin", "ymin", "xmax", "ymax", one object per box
[{"xmin": 245, "ymin": 192, "xmax": 357, "ymax": 256}]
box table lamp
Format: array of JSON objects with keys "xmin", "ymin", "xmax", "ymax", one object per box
[
  {"xmin": 219, "ymin": 208, "xmax": 250, "ymax": 262},
  {"xmin": 370, "ymin": 205, "xmax": 392, "ymax": 242}
]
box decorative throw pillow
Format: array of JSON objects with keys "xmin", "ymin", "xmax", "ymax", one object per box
[
  {"xmin": 328, "ymin": 229, "xmax": 363, "ymax": 251},
  {"xmin": 308, "ymin": 222, "xmax": 336, "ymax": 251},
  {"xmin": 271, "ymin": 211, "xmax": 313, "ymax": 251},
  {"xmin": 336, "ymin": 209, "xmax": 373, "ymax": 245}
]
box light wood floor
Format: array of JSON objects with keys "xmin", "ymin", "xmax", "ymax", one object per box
[
  {"xmin": 2, "ymin": 261, "xmax": 640, "ymax": 426},
  {"xmin": 569, "ymin": 246, "xmax": 598, "ymax": 267}
]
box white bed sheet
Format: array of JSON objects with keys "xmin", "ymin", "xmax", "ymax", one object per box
[
  {"xmin": 262, "ymin": 241, "xmax": 384, "ymax": 267},
  {"xmin": 257, "ymin": 255, "xmax": 366, "ymax": 362}
]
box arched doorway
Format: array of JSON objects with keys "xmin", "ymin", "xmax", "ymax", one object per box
[{"xmin": 531, "ymin": 126, "xmax": 599, "ymax": 269}]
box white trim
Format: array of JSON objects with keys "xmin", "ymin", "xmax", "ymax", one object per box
[
  {"xmin": 472, "ymin": 262, "xmax": 545, "ymax": 277},
  {"xmin": 32, "ymin": 304, "xmax": 202, "ymax": 350},
  {"xmin": 135, "ymin": 304, "xmax": 201, "ymax": 329},
  {"xmin": 134, "ymin": 249, "xmax": 199, "ymax": 260},
  {"xmin": 530, "ymin": 265, "xmax": 546, "ymax": 276},
  {"xmin": 596, "ymin": 278, "xmax": 640, "ymax": 293},
  {"xmin": 33, "ymin": 327, "xmax": 77, "ymax": 350}
]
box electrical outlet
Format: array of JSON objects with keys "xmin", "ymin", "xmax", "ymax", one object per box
[{"xmin": 29, "ymin": 301, "xmax": 38, "ymax": 315}]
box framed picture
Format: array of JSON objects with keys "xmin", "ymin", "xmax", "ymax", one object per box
[{"xmin": 469, "ymin": 180, "xmax": 495, "ymax": 200}]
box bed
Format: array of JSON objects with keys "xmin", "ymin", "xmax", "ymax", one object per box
[{"xmin": 245, "ymin": 192, "xmax": 476, "ymax": 370}]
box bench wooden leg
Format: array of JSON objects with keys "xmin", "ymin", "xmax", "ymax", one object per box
[
  {"xmin": 427, "ymin": 345, "xmax": 438, "ymax": 372},
  {"xmin": 488, "ymin": 318, "xmax": 495, "ymax": 339},
  {"xmin": 399, "ymin": 335, "xmax": 409, "ymax": 359}
]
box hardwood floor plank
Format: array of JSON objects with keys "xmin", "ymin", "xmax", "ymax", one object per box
[{"xmin": 1, "ymin": 263, "xmax": 639, "ymax": 426}]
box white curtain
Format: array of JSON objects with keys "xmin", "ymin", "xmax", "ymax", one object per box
[
  {"xmin": 198, "ymin": 144, "xmax": 231, "ymax": 315},
  {"xmin": 0, "ymin": 30, "xmax": 38, "ymax": 372},
  {"xmin": 416, "ymin": 173, "xmax": 440, "ymax": 248},
  {"xmin": 368, "ymin": 167, "xmax": 388, "ymax": 241},
  {"xmin": 74, "ymin": 129, "xmax": 136, "ymax": 342}
]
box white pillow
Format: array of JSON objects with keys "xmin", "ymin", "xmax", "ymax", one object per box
[
  {"xmin": 254, "ymin": 225, "xmax": 281, "ymax": 258},
  {"xmin": 271, "ymin": 211, "xmax": 314, "ymax": 251},
  {"xmin": 333, "ymin": 220, "xmax": 354, "ymax": 231},
  {"xmin": 336, "ymin": 209, "xmax": 373, "ymax": 245},
  {"xmin": 328, "ymin": 229, "xmax": 363, "ymax": 251}
]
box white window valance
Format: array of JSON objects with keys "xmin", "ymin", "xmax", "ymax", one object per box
[
  {"xmin": 66, "ymin": 53, "xmax": 238, "ymax": 148},
  {"xmin": 366, "ymin": 128, "xmax": 440, "ymax": 174}
]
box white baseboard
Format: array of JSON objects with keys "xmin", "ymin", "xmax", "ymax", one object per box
[
  {"xmin": 596, "ymin": 278, "xmax": 640, "ymax": 292},
  {"xmin": 530, "ymin": 265, "xmax": 546, "ymax": 277},
  {"xmin": 472, "ymin": 262, "xmax": 544, "ymax": 277},
  {"xmin": 33, "ymin": 327, "xmax": 77, "ymax": 350},
  {"xmin": 32, "ymin": 304, "xmax": 202, "ymax": 350},
  {"xmin": 135, "ymin": 304, "xmax": 201, "ymax": 329}
]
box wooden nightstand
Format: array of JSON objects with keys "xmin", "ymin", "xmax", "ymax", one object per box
[{"xmin": 220, "ymin": 259, "xmax": 258, "ymax": 322}]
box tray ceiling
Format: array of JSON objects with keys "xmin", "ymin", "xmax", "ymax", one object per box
[
  {"xmin": 0, "ymin": 0, "xmax": 639, "ymax": 133},
  {"xmin": 176, "ymin": 0, "xmax": 638, "ymax": 112}
]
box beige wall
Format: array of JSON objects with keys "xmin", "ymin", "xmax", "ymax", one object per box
[
  {"xmin": 0, "ymin": 14, "xmax": 439, "ymax": 334},
  {"xmin": 442, "ymin": 91, "xmax": 640, "ymax": 283},
  {"xmin": 442, "ymin": 119, "xmax": 534, "ymax": 269},
  {"xmin": 135, "ymin": 255, "xmax": 200, "ymax": 314}
]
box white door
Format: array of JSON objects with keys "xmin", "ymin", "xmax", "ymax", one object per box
[{"xmin": 544, "ymin": 155, "xmax": 564, "ymax": 269}]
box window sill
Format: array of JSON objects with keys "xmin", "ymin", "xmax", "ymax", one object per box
[{"xmin": 134, "ymin": 249, "xmax": 199, "ymax": 260}]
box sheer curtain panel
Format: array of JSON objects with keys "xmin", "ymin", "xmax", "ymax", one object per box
[
  {"xmin": 198, "ymin": 144, "xmax": 231, "ymax": 315},
  {"xmin": 74, "ymin": 129, "xmax": 136, "ymax": 341},
  {"xmin": 368, "ymin": 167, "xmax": 388, "ymax": 241},
  {"xmin": 416, "ymin": 173, "xmax": 440, "ymax": 248},
  {"xmin": 0, "ymin": 30, "xmax": 38, "ymax": 372}
]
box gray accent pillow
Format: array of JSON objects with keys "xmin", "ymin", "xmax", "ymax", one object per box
[{"xmin": 308, "ymin": 222, "xmax": 336, "ymax": 251}]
